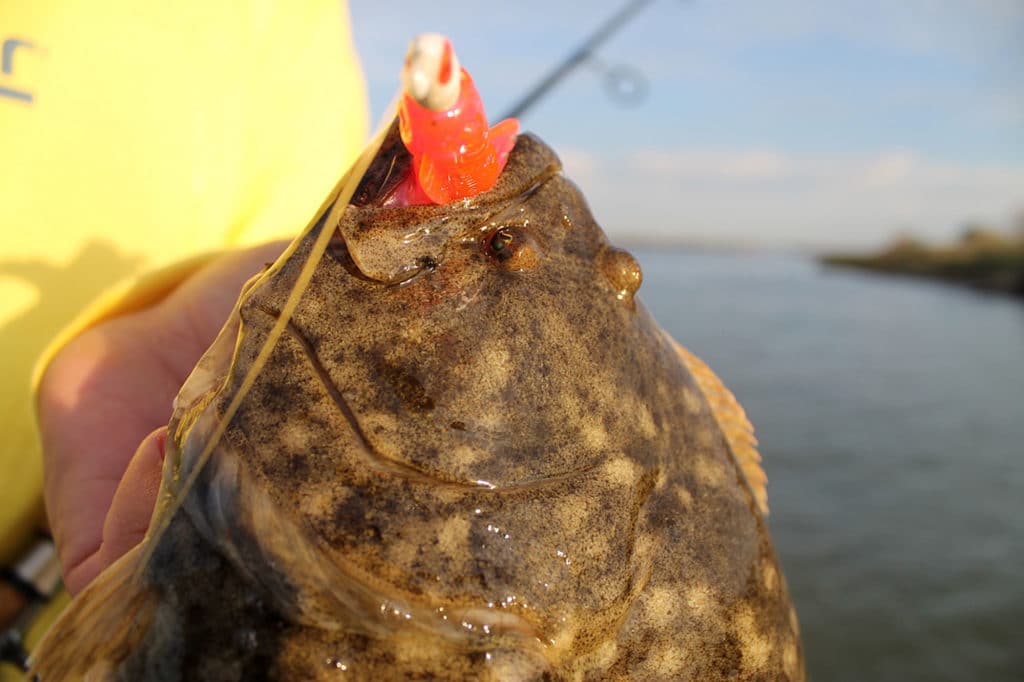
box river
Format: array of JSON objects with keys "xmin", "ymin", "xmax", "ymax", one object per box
[{"xmin": 635, "ymin": 249, "xmax": 1024, "ymax": 681}]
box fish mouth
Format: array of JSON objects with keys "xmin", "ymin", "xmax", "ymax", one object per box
[
  {"xmin": 351, "ymin": 120, "xmax": 563, "ymax": 211},
  {"xmin": 331, "ymin": 158, "xmax": 561, "ymax": 286},
  {"xmin": 350, "ymin": 121, "xmax": 414, "ymax": 208},
  {"xmin": 339, "ymin": 120, "xmax": 562, "ymax": 285}
]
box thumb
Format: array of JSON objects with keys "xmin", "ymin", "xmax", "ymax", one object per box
[{"xmin": 62, "ymin": 427, "xmax": 166, "ymax": 595}]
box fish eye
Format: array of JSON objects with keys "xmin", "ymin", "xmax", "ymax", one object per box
[
  {"xmin": 482, "ymin": 226, "xmax": 541, "ymax": 271},
  {"xmin": 487, "ymin": 228, "xmax": 515, "ymax": 261}
]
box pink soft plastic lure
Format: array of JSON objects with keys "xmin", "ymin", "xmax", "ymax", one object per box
[{"xmin": 390, "ymin": 34, "xmax": 519, "ymax": 206}]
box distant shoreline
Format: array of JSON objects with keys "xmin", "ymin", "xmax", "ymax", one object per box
[{"xmin": 819, "ymin": 232, "xmax": 1024, "ymax": 298}]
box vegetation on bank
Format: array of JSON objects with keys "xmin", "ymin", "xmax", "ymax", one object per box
[{"xmin": 820, "ymin": 223, "xmax": 1024, "ymax": 297}]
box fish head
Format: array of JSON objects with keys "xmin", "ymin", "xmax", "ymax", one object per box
[{"xmin": 231, "ymin": 124, "xmax": 658, "ymax": 494}]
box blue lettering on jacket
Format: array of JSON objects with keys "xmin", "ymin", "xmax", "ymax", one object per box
[{"xmin": 1, "ymin": 38, "xmax": 35, "ymax": 103}]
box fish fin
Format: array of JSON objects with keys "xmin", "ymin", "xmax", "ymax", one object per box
[
  {"xmin": 671, "ymin": 339, "xmax": 769, "ymax": 515},
  {"xmin": 27, "ymin": 543, "xmax": 157, "ymax": 681}
]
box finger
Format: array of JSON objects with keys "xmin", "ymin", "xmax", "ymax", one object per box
[
  {"xmin": 152, "ymin": 241, "xmax": 290, "ymax": 379},
  {"xmin": 39, "ymin": 241, "xmax": 287, "ymax": 590},
  {"xmin": 101, "ymin": 427, "xmax": 166, "ymax": 563},
  {"xmin": 39, "ymin": 318, "xmax": 170, "ymax": 592},
  {"xmin": 61, "ymin": 427, "xmax": 166, "ymax": 595}
]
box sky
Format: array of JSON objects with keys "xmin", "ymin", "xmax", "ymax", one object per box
[{"xmin": 348, "ymin": 0, "xmax": 1023, "ymax": 250}]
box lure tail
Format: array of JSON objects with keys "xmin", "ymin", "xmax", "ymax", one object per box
[
  {"xmin": 27, "ymin": 543, "xmax": 157, "ymax": 681},
  {"xmin": 397, "ymin": 33, "xmax": 519, "ymax": 205}
]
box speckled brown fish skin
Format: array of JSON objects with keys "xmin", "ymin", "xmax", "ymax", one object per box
[{"xmin": 35, "ymin": 128, "xmax": 804, "ymax": 681}]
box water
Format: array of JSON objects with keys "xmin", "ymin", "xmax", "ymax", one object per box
[{"xmin": 634, "ymin": 250, "xmax": 1024, "ymax": 682}]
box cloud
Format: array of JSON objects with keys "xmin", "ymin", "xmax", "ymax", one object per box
[
  {"xmin": 556, "ymin": 145, "xmax": 599, "ymax": 182},
  {"xmin": 628, "ymin": 149, "xmax": 793, "ymax": 180},
  {"xmin": 862, "ymin": 152, "xmax": 915, "ymax": 186},
  {"xmin": 565, "ymin": 146, "xmax": 1024, "ymax": 249}
]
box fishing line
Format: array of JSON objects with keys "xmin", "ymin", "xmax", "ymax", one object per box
[{"xmin": 138, "ymin": 94, "xmax": 402, "ymax": 571}]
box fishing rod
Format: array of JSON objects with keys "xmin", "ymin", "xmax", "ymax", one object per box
[{"xmin": 500, "ymin": 0, "xmax": 662, "ymax": 120}]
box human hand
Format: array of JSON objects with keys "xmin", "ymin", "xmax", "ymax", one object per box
[{"xmin": 37, "ymin": 241, "xmax": 288, "ymax": 595}]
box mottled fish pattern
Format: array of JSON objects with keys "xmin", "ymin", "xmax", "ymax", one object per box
[{"xmin": 30, "ymin": 127, "xmax": 803, "ymax": 681}]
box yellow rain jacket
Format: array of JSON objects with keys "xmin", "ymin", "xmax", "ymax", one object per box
[{"xmin": 0, "ymin": 0, "xmax": 367, "ymax": 605}]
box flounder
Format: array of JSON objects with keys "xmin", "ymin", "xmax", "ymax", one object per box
[{"xmin": 29, "ymin": 123, "xmax": 804, "ymax": 680}]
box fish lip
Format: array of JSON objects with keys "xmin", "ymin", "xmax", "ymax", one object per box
[
  {"xmin": 327, "ymin": 228, "xmax": 437, "ymax": 286},
  {"xmin": 353, "ymin": 123, "xmax": 562, "ymax": 210},
  {"xmin": 337, "ymin": 149, "xmax": 561, "ymax": 283},
  {"xmin": 521, "ymin": 162, "xmax": 563, "ymax": 196},
  {"xmin": 467, "ymin": 161, "xmax": 562, "ymax": 214}
]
